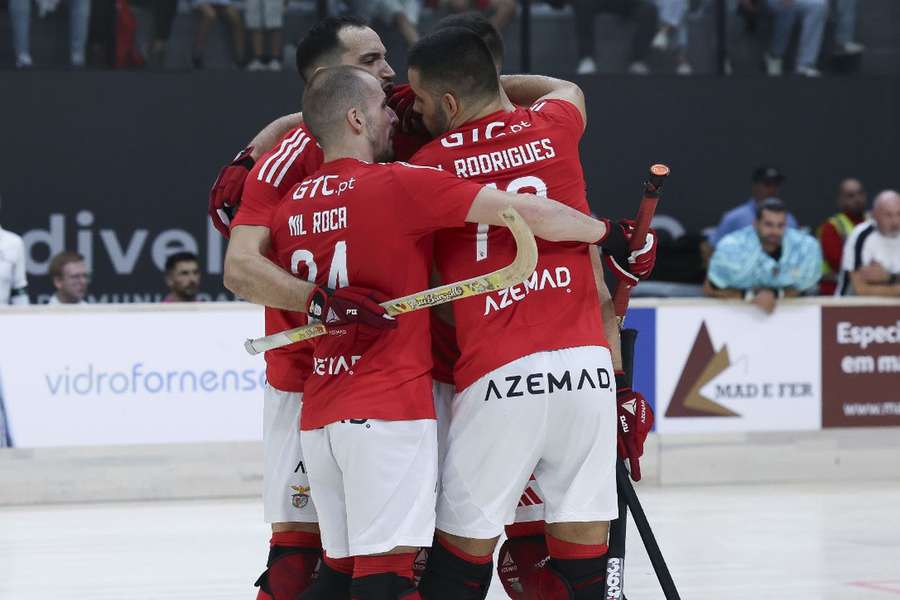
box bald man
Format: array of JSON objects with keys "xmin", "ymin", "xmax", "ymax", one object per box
[
  {"xmin": 817, "ymin": 178, "xmax": 867, "ymax": 294},
  {"xmin": 837, "ymin": 190, "xmax": 900, "ymax": 296}
]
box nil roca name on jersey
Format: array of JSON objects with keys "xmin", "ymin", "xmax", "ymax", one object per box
[
  {"xmin": 484, "ymin": 367, "xmax": 612, "ymax": 401},
  {"xmin": 483, "ymin": 266, "xmax": 571, "ymax": 315}
]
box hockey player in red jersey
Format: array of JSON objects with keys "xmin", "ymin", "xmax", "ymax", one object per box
[
  {"xmin": 268, "ymin": 65, "xmax": 646, "ymax": 600},
  {"xmin": 407, "ymin": 29, "xmax": 656, "ymax": 599}
]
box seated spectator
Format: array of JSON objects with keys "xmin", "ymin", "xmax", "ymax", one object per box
[
  {"xmin": 441, "ymin": 0, "xmax": 515, "ymax": 33},
  {"xmin": 350, "ymin": 0, "xmax": 423, "ymax": 47},
  {"xmin": 192, "ymin": 0, "xmax": 245, "ymax": 69},
  {"xmin": 48, "ymin": 252, "xmax": 89, "ymax": 304},
  {"xmin": 0, "ymin": 193, "xmax": 29, "ymax": 306},
  {"xmin": 573, "ymin": 0, "xmax": 659, "ymax": 75},
  {"xmin": 708, "ymin": 165, "xmax": 797, "ymax": 248},
  {"xmin": 245, "ymin": 0, "xmax": 285, "ymax": 70},
  {"xmin": 163, "ymin": 252, "xmax": 202, "ymax": 302},
  {"xmin": 764, "ymin": 0, "xmax": 828, "ymax": 77},
  {"xmin": 832, "ymin": 0, "xmax": 863, "ymax": 55},
  {"xmin": 705, "ymin": 198, "xmax": 821, "ymax": 314},
  {"xmin": 817, "ymin": 177, "xmax": 867, "ymax": 294},
  {"xmin": 652, "ymin": 0, "xmax": 693, "ymax": 75},
  {"xmin": 836, "ymin": 190, "xmax": 900, "ymax": 297},
  {"xmin": 8, "ymin": 0, "xmax": 91, "ymax": 68}
]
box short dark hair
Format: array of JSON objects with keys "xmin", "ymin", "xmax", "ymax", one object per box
[
  {"xmin": 165, "ymin": 251, "xmax": 199, "ymax": 273},
  {"xmin": 755, "ymin": 197, "xmax": 787, "ymax": 220},
  {"xmin": 408, "ymin": 28, "xmax": 500, "ymax": 103},
  {"xmin": 433, "ymin": 12, "xmax": 504, "ymax": 70},
  {"xmin": 303, "ymin": 66, "xmax": 378, "ymax": 148},
  {"xmin": 295, "ymin": 15, "xmax": 368, "ymax": 81},
  {"xmin": 49, "ymin": 251, "xmax": 84, "ymax": 280}
]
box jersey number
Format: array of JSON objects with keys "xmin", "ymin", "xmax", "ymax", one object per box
[
  {"xmin": 290, "ymin": 241, "xmax": 349, "ymax": 289},
  {"xmin": 476, "ymin": 176, "xmax": 548, "ymax": 261}
]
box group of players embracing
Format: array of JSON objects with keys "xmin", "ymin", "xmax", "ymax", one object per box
[{"xmin": 209, "ymin": 12, "xmax": 658, "ymax": 600}]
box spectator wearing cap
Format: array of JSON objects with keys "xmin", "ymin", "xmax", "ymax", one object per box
[
  {"xmin": 48, "ymin": 252, "xmax": 89, "ymax": 304},
  {"xmin": 836, "ymin": 190, "xmax": 900, "ymax": 297},
  {"xmin": 705, "ymin": 198, "xmax": 821, "ymax": 314},
  {"xmin": 708, "ymin": 165, "xmax": 798, "ymax": 248},
  {"xmin": 163, "ymin": 252, "xmax": 202, "ymax": 302},
  {"xmin": 816, "ymin": 178, "xmax": 867, "ymax": 295}
]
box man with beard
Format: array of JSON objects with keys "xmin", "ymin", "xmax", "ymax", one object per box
[
  {"xmin": 817, "ymin": 178, "xmax": 867, "ymax": 295},
  {"xmin": 406, "ymin": 30, "xmax": 656, "ymax": 599},
  {"xmin": 272, "ymin": 65, "xmax": 642, "ymax": 600},
  {"xmin": 706, "ymin": 198, "xmax": 821, "ymax": 313},
  {"xmin": 163, "ymin": 252, "xmax": 201, "ymax": 302}
]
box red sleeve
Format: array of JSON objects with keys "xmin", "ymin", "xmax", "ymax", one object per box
[
  {"xmin": 232, "ymin": 126, "xmax": 323, "ymax": 228},
  {"xmin": 819, "ymin": 221, "xmax": 843, "ymax": 272},
  {"xmin": 530, "ymin": 98, "xmax": 584, "ymax": 140},
  {"xmin": 391, "ymin": 162, "xmax": 482, "ymax": 234},
  {"xmin": 393, "ymin": 131, "xmax": 431, "ymax": 162}
]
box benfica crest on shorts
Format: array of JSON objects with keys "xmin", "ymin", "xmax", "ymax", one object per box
[{"xmin": 290, "ymin": 485, "xmax": 310, "ymax": 508}]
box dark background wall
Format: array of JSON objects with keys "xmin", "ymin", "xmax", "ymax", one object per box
[{"xmin": 1, "ymin": 72, "xmax": 897, "ymax": 301}]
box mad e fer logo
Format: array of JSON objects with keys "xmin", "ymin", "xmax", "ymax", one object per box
[{"xmin": 656, "ymin": 306, "xmax": 821, "ymax": 433}]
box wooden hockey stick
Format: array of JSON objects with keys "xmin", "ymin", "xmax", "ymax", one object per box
[{"xmin": 244, "ymin": 206, "xmax": 538, "ymax": 355}]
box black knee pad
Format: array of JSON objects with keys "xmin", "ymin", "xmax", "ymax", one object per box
[
  {"xmin": 350, "ymin": 572, "xmax": 418, "ymax": 599},
  {"xmin": 297, "ymin": 561, "xmax": 352, "ymax": 600},
  {"xmin": 418, "ymin": 541, "xmax": 492, "ymax": 600}
]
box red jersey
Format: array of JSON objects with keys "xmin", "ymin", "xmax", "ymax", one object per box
[
  {"xmin": 269, "ymin": 158, "xmax": 482, "ymax": 429},
  {"xmin": 232, "ymin": 125, "xmax": 324, "ymax": 392},
  {"xmin": 412, "ymin": 100, "xmax": 608, "ymax": 391},
  {"xmin": 231, "ymin": 124, "xmax": 431, "ymax": 392}
]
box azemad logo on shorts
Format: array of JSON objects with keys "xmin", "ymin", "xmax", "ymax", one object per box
[{"xmin": 483, "ymin": 367, "xmax": 611, "ymax": 402}]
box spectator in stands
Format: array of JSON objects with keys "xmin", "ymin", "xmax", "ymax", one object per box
[
  {"xmin": 8, "ymin": 0, "xmax": 91, "ymax": 68},
  {"xmin": 833, "ymin": 0, "xmax": 863, "ymax": 55},
  {"xmin": 192, "ymin": 0, "xmax": 245, "ymax": 69},
  {"xmin": 573, "ymin": 0, "xmax": 659, "ymax": 75},
  {"xmin": 652, "ymin": 0, "xmax": 693, "ymax": 75},
  {"xmin": 0, "ymin": 193, "xmax": 29, "ymax": 306},
  {"xmin": 764, "ymin": 0, "xmax": 828, "ymax": 77},
  {"xmin": 48, "ymin": 252, "xmax": 89, "ymax": 304},
  {"xmin": 132, "ymin": 0, "xmax": 179, "ymax": 67},
  {"xmin": 817, "ymin": 178, "xmax": 867, "ymax": 294},
  {"xmin": 163, "ymin": 252, "xmax": 202, "ymax": 302},
  {"xmin": 837, "ymin": 190, "xmax": 900, "ymax": 297},
  {"xmin": 708, "ymin": 165, "xmax": 797, "ymax": 247},
  {"xmin": 245, "ymin": 0, "xmax": 285, "ymax": 70},
  {"xmin": 350, "ymin": 0, "xmax": 422, "ymax": 47},
  {"xmin": 440, "ymin": 0, "xmax": 516, "ymax": 33},
  {"xmin": 705, "ymin": 198, "xmax": 821, "ymax": 313}
]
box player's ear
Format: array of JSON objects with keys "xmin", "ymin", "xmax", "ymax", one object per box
[
  {"xmin": 442, "ymin": 92, "xmax": 459, "ymax": 120},
  {"xmin": 346, "ymin": 106, "xmax": 365, "ymax": 135}
]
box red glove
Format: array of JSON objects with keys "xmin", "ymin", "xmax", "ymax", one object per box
[
  {"xmin": 305, "ymin": 286, "xmax": 397, "ymax": 331},
  {"xmin": 496, "ymin": 535, "xmax": 549, "ymax": 600},
  {"xmin": 615, "ymin": 371, "xmax": 654, "ymax": 482},
  {"xmin": 208, "ymin": 146, "xmax": 255, "ymax": 238},
  {"xmin": 387, "ymin": 84, "xmax": 428, "ymax": 137},
  {"xmin": 599, "ymin": 219, "xmax": 658, "ymax": 286}
]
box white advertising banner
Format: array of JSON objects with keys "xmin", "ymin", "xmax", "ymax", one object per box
[
  {"xmin": 655, "ymin": 303, "xmax": 821, "ymax": 433},
  {"xmin": 0, "ymin": 304, "xmax": 267, "ymax": 447}
]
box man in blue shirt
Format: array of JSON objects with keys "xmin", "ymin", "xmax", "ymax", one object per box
[
  {"xmin": 708, "ymin": 166, "xmax": 798, "ymax": 247},
  {"xmin": 705, "ymin": 198, "xmax": 821, "ymax": 313}
]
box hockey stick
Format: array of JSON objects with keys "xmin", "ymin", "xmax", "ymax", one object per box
[
  {"xmin": 605, "ymin": 164, "xmax": 681, "ymax": 600},
  {"xmin": 244, "ymin": 206, "xmax": 538, "ymax": 355}
]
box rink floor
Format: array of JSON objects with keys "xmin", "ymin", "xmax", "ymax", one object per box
[{"xmin": 2, "ymin": 481, "xmax": 899, "ymax": 600}]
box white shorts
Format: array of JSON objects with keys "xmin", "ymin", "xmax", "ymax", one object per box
[
  {"xmin": 437, "ymin": 346, "xmax": 618, "ymax": 539},
  {"xmin": 301, "ymin": 419, "xmax": 438, "ymax": 558},
  {"xmin": 244, "ymin": 0, "xmax": 283, "ymax": 29},
  {"xmin": 263, "ymin": 385, "xmax": 317, "ymax": 524},
  {"xmin": 433, "ymin": 380, "xmax": 454, "ymax": 475},
  {"xmin": 513, "ymin": 476, "xmax": 547, "ymax": 524}
]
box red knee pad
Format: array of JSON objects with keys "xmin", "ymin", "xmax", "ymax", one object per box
[
  {"xmin": 534, "ymin": 567, "xmax": 575, "ymax": 600},
  {"xmin": 255, "ymin": 533, "xmax": 322, "ymax": 600},
  {"xmin": 496, "ymin": 534, "xmax": 550, "ymax": 600}
]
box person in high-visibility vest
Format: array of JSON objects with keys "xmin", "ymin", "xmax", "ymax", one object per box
[{"xmin": 817, "ymin": 178, "xmax": 867, "ymax": 295}]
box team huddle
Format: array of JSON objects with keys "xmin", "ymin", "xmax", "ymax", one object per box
[{"xmin": 209, "ymin": 14, "xmax": 657, "ymax": 600}]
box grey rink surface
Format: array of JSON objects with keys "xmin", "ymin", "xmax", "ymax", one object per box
[{"xmin": 1, "ymin": 482, "xmax": 899, "ymax": 600}]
